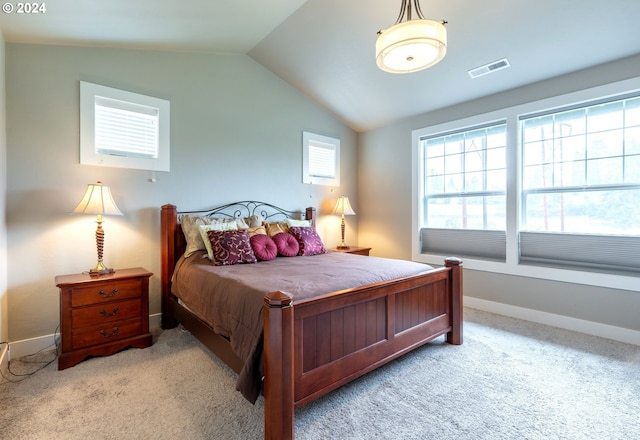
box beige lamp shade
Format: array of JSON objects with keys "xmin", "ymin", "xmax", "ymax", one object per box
[
  {"xmin": 72, "ymin": 182, "xmax": 123, "ymax": 216},
  {"xmin": 333, "ymin": 196, "xmax": 356, "ymax": 216}
]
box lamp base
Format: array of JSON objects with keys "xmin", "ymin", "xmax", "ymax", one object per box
[
  {"xmin": 90, "ymin": 259, "xmax": 115, "ymax": 276},
  {"xmin": 89, "ymin": 267, "xmax": 116, "ymax": 276},
  {"xmin": 336, "ymin": 245, "xmax": 351, "ymax": 249}
]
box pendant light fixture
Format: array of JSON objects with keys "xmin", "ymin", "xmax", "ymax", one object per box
[{"xmin": 376, "ymin": 0, "xmax": 447, "ymax": 74}]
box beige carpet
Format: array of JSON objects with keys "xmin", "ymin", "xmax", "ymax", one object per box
[{"xmin": 1, "ymin": 308, "xmax": 639, "ymax": 440}]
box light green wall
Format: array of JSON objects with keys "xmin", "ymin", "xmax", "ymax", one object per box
[
  {"xmin": 359, "ymin": 54, "xmax": 640, "ymax": 332},
  {"xmin": 5, "ymin": 43, "xmax": 357, "ymax": 342}
]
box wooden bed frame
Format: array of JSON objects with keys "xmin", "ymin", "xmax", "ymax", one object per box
[{"xmin": 160, "ymin": 202, "xmax": 463, "ymax": 440}]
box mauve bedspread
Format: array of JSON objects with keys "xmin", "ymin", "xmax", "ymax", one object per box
[{"xmin": 171, "ymin": 251, "xmax": 433, "ymax": 403}]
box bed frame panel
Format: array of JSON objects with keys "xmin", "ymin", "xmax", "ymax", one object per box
[{"xmin": 160, "ymin": 203, "xmax": 462, "ymax": 440}]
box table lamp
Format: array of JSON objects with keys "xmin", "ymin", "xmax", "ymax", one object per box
[{"xmin": 72, "ymin": 181, "xmax": 123, "ymax": 275}]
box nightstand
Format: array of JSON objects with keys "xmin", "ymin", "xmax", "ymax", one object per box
[
  {"xmin": 330, "ymin": 246, "xmax": 371, "ymax": 256},
  {"xmin": 56, "ymin": 267, "xmax": 153, "ymax": 370}
]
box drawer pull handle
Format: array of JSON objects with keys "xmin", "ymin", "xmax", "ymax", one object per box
[
  {"xmin": 98, "ymin": 287, "xmax": 119, "ymax": 298},
  {"xmin": 99, "ymin": 327, "xmax": 119, "ymax": 338},
  {"xmin": 99, "ymin": 307, "xmax": 119, "ymax": 317}
]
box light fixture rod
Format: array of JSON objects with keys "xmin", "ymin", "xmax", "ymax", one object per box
[{"xmin": 395, "ymin": 0, "xmax": 426, "ymax": 24}]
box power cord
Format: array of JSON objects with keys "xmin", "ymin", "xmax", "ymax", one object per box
[{"xmin": 0, "ymin": 326, "xmax": 60, "ymax": 384}]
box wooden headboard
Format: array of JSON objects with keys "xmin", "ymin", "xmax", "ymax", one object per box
[{"xmin": 160, "ymin": 201, "xmax": 316, "ymax": 328}]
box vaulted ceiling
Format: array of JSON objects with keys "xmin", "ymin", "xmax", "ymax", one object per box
[{"xmin": 2, "ymin": 0, "xmax": 639, "ymax": 132}]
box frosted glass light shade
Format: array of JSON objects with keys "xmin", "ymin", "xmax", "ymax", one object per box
[{"xmin": 376, "ymin": 19, "xmax": 447, "ymax": 74}]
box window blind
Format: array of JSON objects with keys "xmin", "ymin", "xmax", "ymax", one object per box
[
  {"xmin": 520, "ymin": 232, "xmax": 640, "ymax": 273},
  {"xmin": 95, "ymin": 96, "xmax": 159, "ymax": 159},
  {"xmin": 308, "ymin": 143, "xmax": 336, "ymax": 178},
  {"xmin": 420, "ymin": 228, "xmax": 506, "ymax": 260}
]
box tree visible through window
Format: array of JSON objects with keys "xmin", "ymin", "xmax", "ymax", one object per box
[{"xmin": 521, "ymin": 96, "xmax": 640, "ymax": 235}]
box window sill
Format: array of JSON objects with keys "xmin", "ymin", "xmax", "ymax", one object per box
[{"xmin": 414, "ymin": 253, "xmax": 639, "ymax": 291}]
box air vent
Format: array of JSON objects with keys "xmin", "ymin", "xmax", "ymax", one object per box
[{"xmin": 468, "ymin": 58, "xmax": 510, "ymax": 79}]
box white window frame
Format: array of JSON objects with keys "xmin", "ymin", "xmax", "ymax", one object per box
[
  {"xmin": 302, "ymin": 131, "xmax": 340, "ymax": 186},
  {"xmin": 80, "ymin": 81, "xmax": 170, "ymax": 172},
  {"xmin": 412, "ymin": 76, "xmax": 640, "ymax": 291},
  {"xmin": 418, "ymin": 120, "xmax": 508, "ymax": 260}
]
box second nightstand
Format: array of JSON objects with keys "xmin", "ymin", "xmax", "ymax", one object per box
[
  {"xmin": 330, "ymin": 246, "xmax": 371, "ymax": 256},
  {"xmin": 56, "ymin": 267, "xmax": 153, "ymax": 370}
]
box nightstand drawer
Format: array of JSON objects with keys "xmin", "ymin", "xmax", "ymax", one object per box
[
  {"xmin": 72, "ymin": 299, "xmax": 142, "ymax": 327},
  {"xmin": 70, "ymin": 278, "xmax": 143, "ymax": 307},
  {"xmin": 71, "ymin": 318, "xmax": 142, "ymax": 350}
]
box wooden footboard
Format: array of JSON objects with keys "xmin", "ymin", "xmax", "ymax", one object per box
[{"xmin": 263, "ymin": 258, "xmax": 462, "ymax": 439}]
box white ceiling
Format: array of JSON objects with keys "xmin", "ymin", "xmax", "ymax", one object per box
[{"xmin": 2, "ymin": 0, "xmax": 640, "ymax": 132}]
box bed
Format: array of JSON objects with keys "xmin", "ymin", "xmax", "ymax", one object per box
[{"xmin": 160, "ymin": 201, "xmax": 463, "ymax": 439}]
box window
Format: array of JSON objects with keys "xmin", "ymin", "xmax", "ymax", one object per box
[
  {"xmin": 412, "ymin": 76, "xmax": 640, "ymax": 288},
  {"xmin": 519, "ymin": 94, "xmax": 640, "ymax": 271},
  {"xmin": 302, "ymin": 131, "xmax": 340, "ymax": 186},
  {"xmin": 521, "ymin": 96, "xmax": 640, "ymax": 235},
  {"xmin": 418, "ymin": 122, "xmax": 507, "ymax": 259},
  {"xmin": 80, "ymin": 81, "xmax": 170, "ymax": 172}
]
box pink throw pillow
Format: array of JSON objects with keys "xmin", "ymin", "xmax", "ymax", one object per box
[
  {"xmin": 288, "ymin": 226, "xmax": 327, "ymax": 256},
  {"xmin": 250, "ymin": 234, "xmax": 278, "ymax": 261},
  {"xmin": 207, "ymin": 229, "xmax": 257, "ymax": 266},
  {"xmin": 272, "ymin": 232, "xmax": 299, "ymax": 257}
]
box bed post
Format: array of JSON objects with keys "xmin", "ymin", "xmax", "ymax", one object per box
[
  {"xmin": 305, "ymin": 207, "xmax": 316, "ymax": 228},
  {"xmin": 445, "ymin": 257, "xmax": 463, "ymax": 345},
  {"xmin": 161, "ymin": 204, "xmax": 178, "ymax": 329},
  {"xmin": 263, "ymin": 291, "xmax": 295, "ymax": 440}
]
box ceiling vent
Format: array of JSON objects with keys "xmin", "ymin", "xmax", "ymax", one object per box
[{"xmin": 468, "ymin": 58, "xmax": 510, "ymax": 79}]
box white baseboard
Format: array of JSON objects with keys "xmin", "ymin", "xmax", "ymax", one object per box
[
  {"xmin": 8, "ymin": 313, "xmax": 163, "ymax": 360},
  {"xmin": 464, "ymin": 296, "xmax": 640, "ymax": 346}
]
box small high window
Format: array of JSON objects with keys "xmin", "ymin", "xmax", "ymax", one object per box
[
  {"xmin": 80, "ymin": 81, "xmax": 170, "ymax": 172},
  {"xmin": 302, "ymin": 131, "xmax": 340, "ymax": 186}
]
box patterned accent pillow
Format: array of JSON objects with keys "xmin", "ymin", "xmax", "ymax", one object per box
[
  {"xmin": 199, "ymin": 223, "xmax": 238, "ymax": 260},
  {"xmin": 250, "ymin": 234, "xmax": 278, "ymax": 261},
  {"xmin": 271, "ymin": 232, "xmax": 299, "ymax": 257},
  {"xmin": 206, "ymin": 229, "xmax": 257, "ymax": 266},
  {"xmin": 288, "ymin": 226, "xmax": 327, "ymax": 256}
]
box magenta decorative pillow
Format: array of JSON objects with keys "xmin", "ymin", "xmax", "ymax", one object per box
[
  {"xmin": 288, "ymin": 226, "xmax": 327, "ymax": 256},
  {"xmin": 207, "ymin": 229, "xmax": 257, "ymax": 266},
  {"xmin": 250, "ymin": 234, "xmax": 278, "ymax": 261},
  {"xmin": 272, "ymin": 232, "xmax": 299, "ymax": 257}
]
